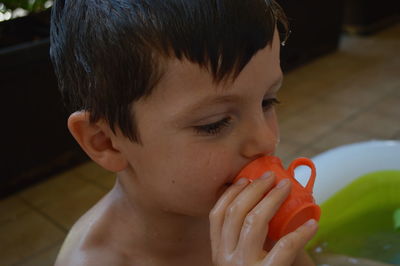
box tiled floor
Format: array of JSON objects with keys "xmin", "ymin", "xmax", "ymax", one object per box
[{"xmin": 1, "ymin": 24, "xmax": 400, "ymax": 266}]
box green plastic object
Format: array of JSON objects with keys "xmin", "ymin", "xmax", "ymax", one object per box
[
  {"xmin": 307, "ymin": 170, "xmax": 400, "ymax": 264},
  {"xmin": 394, "ymin": 208, "xmax": 400, "ymax": 232}
]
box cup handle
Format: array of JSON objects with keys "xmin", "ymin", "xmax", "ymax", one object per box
[{"xmin": 288, "ymin": 157, "xmax": 316, "ymax": 193}]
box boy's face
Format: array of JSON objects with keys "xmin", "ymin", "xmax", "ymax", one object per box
[{"xmin": 115, "ymin": 31, "xmax": 282, "ymax": 217}]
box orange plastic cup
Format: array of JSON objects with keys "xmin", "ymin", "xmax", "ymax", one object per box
[{"xmin": 234, "ymin": 156, "xmax": 321, "ymax": 240}]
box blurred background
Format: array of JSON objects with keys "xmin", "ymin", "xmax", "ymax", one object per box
[{"xmin": 0, "ymin": 0, "xmax": 399, "ymax": 265}]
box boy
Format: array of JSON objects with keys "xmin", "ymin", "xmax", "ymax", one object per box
[{"xmin": 50, "ymin": 0, "xmax": 318, "ymax": 265}]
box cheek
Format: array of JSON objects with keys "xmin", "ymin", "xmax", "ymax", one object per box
[
  {"xmin": 168, "ymin": 146, "xmax": 237, "ymax": 206},
  {"xmin": 267, "ymin": 109, "xmax": 280, "ymax": 139},
  {"xmin": 178, "ymin": 148, "xmax": 234, "ymax": 186},
  {"xmin": 125, "ymin": 134, "xmax": 239, "ymax": 215}
]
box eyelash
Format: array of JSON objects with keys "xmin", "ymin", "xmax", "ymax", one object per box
[
  {"xmin": 194, "ymin": 117, "xmax": 232, "ymax": 136},
  {"xmin": 194, "ymin": 98, "xmax": 281, "ymax": 136},
  {"xmin": 262, "ymin": 98, "xmax": 281, "ymax": 111}
]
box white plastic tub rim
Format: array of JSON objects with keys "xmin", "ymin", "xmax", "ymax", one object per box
[{"xmin": 293, "ymin": 140, "xmax": 400, "ymax": 204}]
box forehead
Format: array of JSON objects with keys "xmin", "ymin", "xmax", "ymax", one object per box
[{"xmin": 137, "ymin": 31, "xmax": 281, "ymax": 112}]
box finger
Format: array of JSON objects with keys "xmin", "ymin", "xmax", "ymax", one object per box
[
  {"xmin": 220, "ymin": 172, "xmax": 276, "ymax": 254},
  {"xmin": 209, "ymin": 178, "xmax": 249, "ymax": 261},
  {"xmin": 236, "ymin": 178, "xmax": 291, "ymax": 261},
  {"xmin": 262, "ymin": 219, "xmax": 318, "ymax": 265}
]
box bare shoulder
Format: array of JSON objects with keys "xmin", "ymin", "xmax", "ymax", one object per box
[
  {"xmin": 55, "ymin": 247, "xmax": 123, "ymax": 266},
  {"xmin": 54, "ymin": 193, "xmax": 125, "ymax": 266}
]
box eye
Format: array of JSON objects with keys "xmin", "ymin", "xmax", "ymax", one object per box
[
  {"xmin": 262, "ymin": 98, "xmax": 281, "ymax": 112},
  {"xmin": 193, "ymin": 117, "xmax": 232, "ymax": 136}
]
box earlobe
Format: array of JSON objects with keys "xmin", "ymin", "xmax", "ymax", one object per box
[{"xmin": 67, "ymin": 111, "xmax": 128, "ymax": 172}]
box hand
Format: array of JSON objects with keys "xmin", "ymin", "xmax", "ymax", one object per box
[{"xmin": 209, "ymin": 172, "xmax": 318, "ymax": 266}]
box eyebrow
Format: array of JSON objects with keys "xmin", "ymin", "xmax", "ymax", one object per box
[
  {"xmin": 182, "ymin": 75, "xmax": 283, "ymax": 117},
  {"xmin": 269, "ymin": 75, "xmax": 284, "ymax": 93}
]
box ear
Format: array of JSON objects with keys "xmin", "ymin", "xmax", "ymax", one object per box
[{"xmin": 68, "ymin": 111, "xmax": 128, "ymax": 172}]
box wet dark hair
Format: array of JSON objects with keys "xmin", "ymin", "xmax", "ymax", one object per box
[{"xmin": 50, "ymin": 0, "xmax": 288, "ymax": 142}]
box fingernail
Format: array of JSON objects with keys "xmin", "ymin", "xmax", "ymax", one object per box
[
  {"xmin": 261, "ymin": 171, "xmax": 272, "ymax": 179},
  {"xmin": 236, "ymin": 178, "xmax": 248, "ymax": 185},
  {"xmin": 305, "ymin": 219, "xmax": 316, "ymax": 227},
  {"xmin": 277, "ymin": 178, "xmax": 289, "ymax": 188}
]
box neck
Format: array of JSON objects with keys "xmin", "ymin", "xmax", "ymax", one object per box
[{"xmin": 110, "ymin": 177, "xmax": 212, "ymax": 262}]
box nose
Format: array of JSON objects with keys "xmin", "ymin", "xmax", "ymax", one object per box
[{"xmin": 239, "ymin": 115, "xmax": 279, "ymax": 160}]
